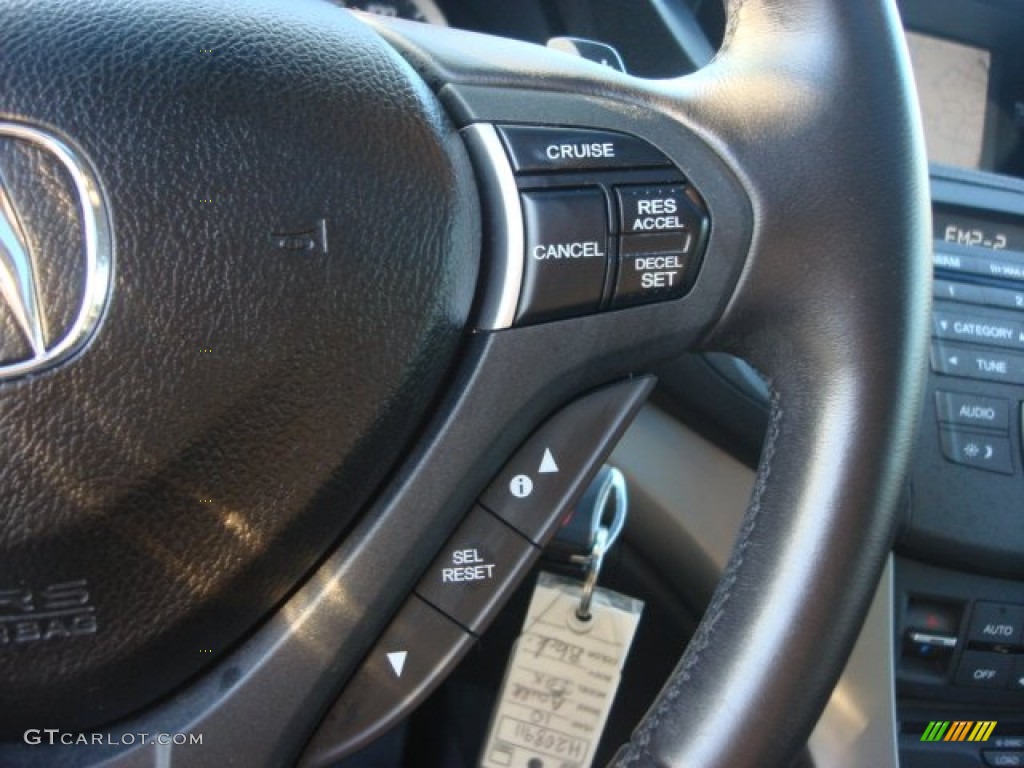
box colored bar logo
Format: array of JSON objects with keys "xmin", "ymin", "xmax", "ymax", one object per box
[{"xmin": 921, "ymin": 721, "xmax": 997, "ymax": 742}]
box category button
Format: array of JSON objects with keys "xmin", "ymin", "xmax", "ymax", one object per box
[
  {"xmin": 939, "ymin": 428, "xmax": 1014, "ymax": 474},
  {"xmin": 616, "ymin": 185, "xmax": 697, "ymax": 234},
  {"xmin": 933, "ymin": 310, "xmax": 1024, "ymax": 350},
  {"xmin": 935, "ymin": 391, "xmax": 1010, "ymax": 432},
  {"xmin": 416, "ymin": 506, "xmax": 538, "ymax": 634},
  {"xmin": 497, "ymin": 126, "xmax": 670, "ymax": 173},
  {"xmin": 516, "ymin": 188, "xmax": 609, "ymax": 325}
]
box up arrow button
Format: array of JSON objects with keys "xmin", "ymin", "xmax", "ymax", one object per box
[
  {"xmin": 539, "ymin": 448, "xmax": 559, "ymax": 474},
  {"xmin": 479, "ymin": 378, "xmax": 652, "ymax": 544}
]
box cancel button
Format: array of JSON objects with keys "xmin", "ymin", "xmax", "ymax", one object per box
[{"xmin": 516, "ymin": 188, "xmax": 610, "ymax": 325}]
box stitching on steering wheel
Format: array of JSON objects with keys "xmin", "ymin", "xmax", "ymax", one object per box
[{"xmin": 616, "ymin": 384, "xmax": 782, "ymax": 765}]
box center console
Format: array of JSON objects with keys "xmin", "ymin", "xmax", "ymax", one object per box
[{"xmin": 895, "ymin": 166, "xmax": 1024, "ymax": 768}]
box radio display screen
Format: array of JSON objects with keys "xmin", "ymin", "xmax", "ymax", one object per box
[{"xmin": 934, "ymin": 206, "xmax": 1024, "ymax": 252}]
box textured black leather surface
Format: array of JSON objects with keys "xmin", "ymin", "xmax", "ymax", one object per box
[
  {"xmin": 0, "ymin": 0, "xmax": 478, "ymax": 734},
  {"xmin": 371, "ymin": 1, "xmax": 930, "ymax": 765}
]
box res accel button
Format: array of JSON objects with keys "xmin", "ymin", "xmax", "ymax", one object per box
[
  {"xmin": 616, "ymin": 185, "xmax": 700, "ymax": 234},
  {"xmin": 516, "ymin": 188, "xmax": 610, "ymax": 325},
  {"xmin": 415, "ymin": 506, "xmax": 538, "ymax": 634}
]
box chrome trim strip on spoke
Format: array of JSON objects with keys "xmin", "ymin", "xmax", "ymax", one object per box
[{"xmin": 461, "ymin": 123, "xmax": 523, "ymax": 331}]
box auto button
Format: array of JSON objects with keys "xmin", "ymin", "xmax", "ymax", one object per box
[{"xmin": 968, "ymin": 602, "xmax": 1024, "ymax": 646}]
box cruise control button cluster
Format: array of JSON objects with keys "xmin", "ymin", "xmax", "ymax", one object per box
[{"xmin": 489, "ymin": 125, "xmax": 709, "ymax": 325}]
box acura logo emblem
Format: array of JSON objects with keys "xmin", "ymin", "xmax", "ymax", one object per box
[{"xmin": 0, "ymin": 122, "xmax": 112, "ymax": 380}]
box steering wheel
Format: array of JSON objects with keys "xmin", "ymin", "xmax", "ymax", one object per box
[{"xmin": 0, "ymin": 0, "xmax": 929, "ymax": 766}]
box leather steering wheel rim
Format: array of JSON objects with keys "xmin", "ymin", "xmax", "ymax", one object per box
[{"xmin": 616, "ymin": 2, "xmax": 931, "ymax": 763}]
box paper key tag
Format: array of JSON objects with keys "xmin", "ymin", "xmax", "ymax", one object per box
[{"xmin": 479, "ymin": 572, "xmax": 643, "ymax": 768}]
